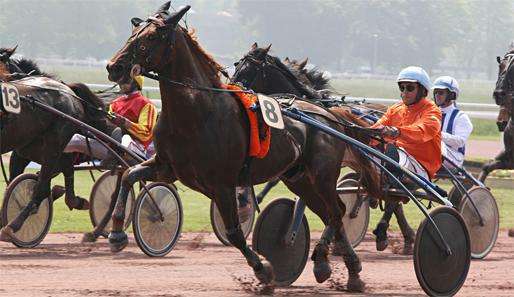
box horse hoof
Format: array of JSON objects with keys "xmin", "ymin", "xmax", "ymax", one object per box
[
  {"xmin": 347, "ymin": 275, "xmax": 365, "ymax": 292},
  {"xmin": 376, "ymin": 239, "xmax": 388, "ymax": 251},
  {"xmin": 108, "ymin": 231, "xmax": 128, "ymax": 253},
  {"xmin": 313, "ymin": 260, "xmax": 332, "ymax": 283},
  {"xmin": 0, "ymin": 226, "xmax": 14, "ymax": 242},
  {"xmin": 509, "ymin": 229, "xmax": 514, "ymax": 237},
  {"xmin": 82, "ymin": 232, "xmax": 98, "ymax": 243},
  {"xmin": 255, "ymin": 259, "xmax": 275, "ymax": 284}
]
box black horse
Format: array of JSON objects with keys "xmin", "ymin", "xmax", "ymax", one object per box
[
  {"xmin": 0, "ymin": 46, "xmax": 113, "ymax": 241},
  {"xmin": 480, "ymin": 45, "xmax": 514, "ymax": 237},
  {"xmin": 231, "ymin": 44, "xmax": 417, "ymax": 254},
  {"xmin": 106, "ymin": 2, "xmax": 384, "ymax": 292}
]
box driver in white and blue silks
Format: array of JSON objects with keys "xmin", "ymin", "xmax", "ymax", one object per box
[{"xmin": 432, "ymin": 76, "xmax": 473, "ymax": 167}]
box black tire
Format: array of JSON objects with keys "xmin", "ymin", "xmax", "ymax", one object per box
[
  {"xmin": 414, "ymin": 206, "xmax": 470, "ymax": 297},
  {"xmin": 1, "ymin": 173, "xmax": 53, "ymax": 248},
  {"xmin": 459, "ymin": 186, "xmax": 499, "ymax": 259},
  {"xmin": 337, "ymin": 179, "xmax": 369, "ymax": 248},
  {"xmin": 89, "ymin": 170, "xmax": 135, "ymax": 237},
  {"xmin": 210, "ymin": 187, "xmax": 255, "ymax": 246},
  {"xmin": 133, "ymin": 182, "xmax": 183, "ymax": 257},
  {"xmin": 252, "ymin": 198, "xmax": 310, "ymax": 287}
]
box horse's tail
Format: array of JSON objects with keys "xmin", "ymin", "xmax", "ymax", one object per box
[{"xmin": 67, "ymin": 83, "xmax": 115, "ymax": 134}]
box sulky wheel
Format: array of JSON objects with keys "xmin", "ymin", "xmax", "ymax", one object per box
[
  {"xmin": 89, "ymin": 170, "xmax": 135, "ymax": 237},
  {"xmin": 414, "ymin": 206, "xmax": 470, "ymax": 297},
  {"xmin": 1, "ymin": 173, "xmax": 52, "ymax": 248},
  {"xmin": 133, "ymin": 182, "xmax": 183, "ymax": 257},
  {"xmin": 252, "ymin": 197, "xmax": 310, "ymax": 287},
  {"xmin": 337, "ymin": 179, "xmax": 369, "ymax": 248},
  {"xmin": 210, "ymin": 187, "xmax": 255, "ymax": 246},
  {"xmin": 459, "ymin": 186, "xmax": 499, "ymax": 259}
]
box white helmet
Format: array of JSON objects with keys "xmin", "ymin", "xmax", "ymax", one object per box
[
  {"xmin": 397, "ymin": 66, "xmax": 431, "ymax": 92},
  {"xmin": 432, "ymin": 76, "xmax": 460, "ymax": 99}
]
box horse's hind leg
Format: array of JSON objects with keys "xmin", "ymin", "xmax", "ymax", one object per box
[
  {"xmin": 372, "ymin": 201, "xmax": 397, "ymax": 251},
  {"xmin": 394, "ymin": 203, "xmax": 415, "ymax": 255},
  {"xmin": 283, "ymin": 175, "xmax": 365, "ymax": 292},
  {"xmin": 212, "ymin": 186, "xmax": 274, "ymax": 287},
  {"xmin": 58, "ymin": 154, "xmax": 90, "ymax": 210},
  {"xmin": 0, "ymin": 149, "xmax": 60, "ymax": 241}
]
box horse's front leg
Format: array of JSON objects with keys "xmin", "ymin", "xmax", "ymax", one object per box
[
  {"xmin": 213, "ymin": 186, "xmax": 274, "ymax": 286},
  {"xmin": 83, "ymin": 170, "xmax": 123, "ymax": 242},
  {"xmin": 478, "ymin": 152, "xmax": 510, "ymax": 182},
  {"xmin": 8, "ymin": 151, "xmax": 31, "ymax": 183},
  {"xmin": 108, "ymin": 161, "xmax": 158, "ymax": 252}
]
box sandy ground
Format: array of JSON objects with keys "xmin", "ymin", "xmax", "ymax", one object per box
[
  {"xmin": 467, "ymin": 139, "xmax": 502, "ymax": 159},
  {"xmin": 0, "ymin": 231, "xmax": 513, "ymax": 297}
]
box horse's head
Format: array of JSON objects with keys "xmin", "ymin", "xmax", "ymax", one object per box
[
  {"xmin": 106, "ymin": 2, "xmax": 190, "ymax": 84},
  {"xmin": 0, "ymin": 45, "xmax": 19, "ymax": 80},
  {"xmin": 232, "ymin": 43, "xmax": 321, "ymax": 99},
  {"xmin": 494, "ymin": 46, "xmax": 514, "ymax": 131},
  {"xmin": 231, "ymin": 42, "xmax": 272, "ymax": 91},
  {"xmin": 494, "ymin": 52, "xmax": 514, "ymax": 106}
]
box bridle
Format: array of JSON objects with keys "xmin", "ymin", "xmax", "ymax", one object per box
[
  {"xmin": 124, "ymin": 15, "xmax": 177, "ymax": 75},
  {"xmin": 231, "ymin": 53, "xmax": 321, "ymax": 99},
  {"xmin": 495, "ymin": 52, "xmax": 514, "ymax": 106}
]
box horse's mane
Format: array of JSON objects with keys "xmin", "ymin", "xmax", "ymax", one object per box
[
  {"xmin": 266, "ymin": 55, "xmax": 321, "ymax": 99},
  {"xmin": 303, "ymin": 67, "xmax": 330, "ymax": 90},
  {"xmin": 14, "ymin": 58, "xmax": 55, "ymax": 78},
  {"xmin": 179, "ymin": 27, "xmax": 224, "ymax": 87}
]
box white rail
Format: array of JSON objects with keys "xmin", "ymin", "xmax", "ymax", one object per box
[{"xmin": 86, "ymin": 84, "xmax": 499, "ymax": 120}]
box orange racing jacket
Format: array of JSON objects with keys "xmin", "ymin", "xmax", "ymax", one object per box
[{"xmin": 371, "ymin": 98, "xmax": 442, "ymax": 178}]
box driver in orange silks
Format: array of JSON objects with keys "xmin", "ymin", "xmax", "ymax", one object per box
[{"xmin": 371, "ymin": 66, "xmax": 442, "ymax": 180}]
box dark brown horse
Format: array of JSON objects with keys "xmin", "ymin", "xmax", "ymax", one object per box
[
  {"xmin": 0, "ymin": 46, "xmax": 112, "ymax": 240},
  {"xmin": 106, "ymin": 2, "xmax": 382, "ymax": 291},
  {"xmin": 480, "ymin": 46, "xmax": 514, "ymax": 237},
  {"xmin": 232, "ymin": 44, "xmax": 416, "ymax": 254}
]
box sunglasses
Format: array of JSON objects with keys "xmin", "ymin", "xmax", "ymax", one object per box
[
  {"xmin": 433, "ymin": 89, "xmax": 448, "ymax": 96},
  {"xmin": 399, "ymin": 84, "xmax": 417, "ymax": 93}
]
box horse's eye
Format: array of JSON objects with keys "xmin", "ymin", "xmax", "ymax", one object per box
[{"xmin": 140, "ymin": 45, "xmax": 146, "ymax": 51}]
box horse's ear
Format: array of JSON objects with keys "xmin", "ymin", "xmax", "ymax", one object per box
[
  {"xmin": 156, "ymin": 1, "xmax": 171, "ymax": 13},
  {"xmin": 164, "ymin": 5, "xmax": 191, "ymax": 26},
  {"xmin": 298, "ymin": 58, "xmax": 308, "ymax": 69},
  {"xmin": 497, "ymin": 56, "xmax": 502, "ymax": 64},
  {"xmin": 251, "ymin": 42, "xmax": 258, "ymax": 51},
  {"xmin": 5, "ymin": 45, "xmax": 18, "ymax": 58},
  {"xmin": 263, "ymin": 44, "xmax": 272, "ymax": 54},
  {"xmin": 131, "ymin": 17, "xmax": 144, "ymax": 27}
]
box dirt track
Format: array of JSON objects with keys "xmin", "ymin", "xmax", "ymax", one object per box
[{"xmin": 0, "ymin": 231, "xmax": 513, "ymax": 297}]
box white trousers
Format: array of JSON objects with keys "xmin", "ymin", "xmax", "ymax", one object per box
[{"xmin": 64, "ymin": 133, "xmax": 155, "ymax": 160}]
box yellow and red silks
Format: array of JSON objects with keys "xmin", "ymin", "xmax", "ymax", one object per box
[{"xmin": 223, "ymin": 84, "xmax": 271, "ymax": 159}]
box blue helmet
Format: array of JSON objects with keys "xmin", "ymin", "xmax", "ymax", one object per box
[
  {"xmin": 432, "ymin": 76, "xmax": 460, "ymax": 99},
  {"xmin": 397, "ymin": 66, "xmax": 431, "ymax": 92}
]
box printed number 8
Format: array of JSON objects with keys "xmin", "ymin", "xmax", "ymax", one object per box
[{"xmin": 263, "ymin": 100, "xmax": 278, "ymax": 123}]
